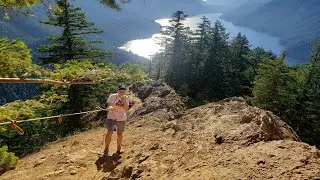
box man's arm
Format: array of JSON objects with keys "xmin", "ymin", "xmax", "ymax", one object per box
[{"xmin": 106, "ymin": 94, "xmax": 115, "ymax": 110}]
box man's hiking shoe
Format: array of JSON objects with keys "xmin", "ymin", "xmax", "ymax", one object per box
[
  {"xmin": 103, "ymin": 149, "xmax": 109, "ymax": 157},
  {"xmin": 116, "ymin": 150, "xmax": 124, "ymax": 155}
]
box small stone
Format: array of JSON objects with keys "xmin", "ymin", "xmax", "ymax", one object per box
[
  {"xmin": 70, "ymin": 169, "xmax": 77, "ymax": 175},
  {"xmin": 214, "ymin": 135, "xmax": 223, "ymax": 144},
  {"xmin": 150, "ymin": 143, "xmax": 160, "ymax": 150},
  {"xmin": 45, "ymin": 170, "xmax": 66, "ymax": 176},
  {"xmin": 257, "ymin": 160, "xmax": 265, "ymax": 166},
  {"xmin": 71, "ymin": 141, "xmax": 80, "ymax": 147},
  {"xmin": 34, "ymin": 159, "xmax": 46, "ymax": 167},
  {"xmin": 311, "ymin": 146, "xmax": 320, "ymax": 158},
  {"xmin": 138, "ymin": 153, "xmax": 151, "ymax": 164},
  {"xmin": 300, "ymin": 158, "xmax": 309, "ymax": 164}
]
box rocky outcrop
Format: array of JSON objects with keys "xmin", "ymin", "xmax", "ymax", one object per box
[
  {"xmin": 178, "ymin": 97, "xmax": 300, "ymax": 146},
  {"xmin": 130, "ymin": 81, "xmax": 185, "ymax": 120}
]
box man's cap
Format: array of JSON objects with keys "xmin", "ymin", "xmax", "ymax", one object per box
[{"xmin": 117, "ymin": 84, "xmax": 127, "ymax": 90}]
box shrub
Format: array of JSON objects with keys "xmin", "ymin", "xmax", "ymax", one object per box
[{"xmin": 0, "ymin": 146, "xmax": 19, "ymax": 173}]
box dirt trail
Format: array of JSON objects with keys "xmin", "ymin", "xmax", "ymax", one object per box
[{"xmin": 2, "ymin": 82, "xmax": 320, "ymax": 180}]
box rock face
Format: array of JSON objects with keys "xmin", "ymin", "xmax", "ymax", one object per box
[
  {"xmin": 2, "ymin": 82, "xmax": 320, "ymax": 180},
  {"xmin": 130, "ymin": 81, "xmax": 185, "ymax": 120},
  {"xmin": 180, "ymin": 97, "xmax": 300, "ymax": 146}
]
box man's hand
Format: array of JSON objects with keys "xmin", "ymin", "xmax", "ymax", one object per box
[
  {"xmin": 108, "ymin": 106, "xmax": 115, "ymax": 110},
  {"xmin": 109, "ymin": 105, "xmax": 124, "ymax": 111}
]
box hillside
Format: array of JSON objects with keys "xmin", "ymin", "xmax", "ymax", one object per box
[
  {"xmin": 2, "ymin": 82, "xmax": 320, "ymax": 180},
  {"xmin": 222, "ymin": 0, "xmax": 320, "ymax": 64}
]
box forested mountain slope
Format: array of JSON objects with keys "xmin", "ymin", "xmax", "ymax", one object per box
[{"xmin": 223, "ymin": 0, "xmax": 320, "ymax": 64}]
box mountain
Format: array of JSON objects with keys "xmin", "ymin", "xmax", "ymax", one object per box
[
  {"xmin": 72, "ymin": 0, "xmax": 211, "ymax": 49},
  {"xmin": 220, "ymin": 0, "xmax": 271, "ymax": 18},
  {"xmin": 222, "ymin": 0, "xmax": 320, "ymax": 64},
  {"xmin": 1, "ymin": 0, "xmax": 211, "ymax": 64},
  {"xmin": 2, "ymin": 82, "xmax": 320, "ymax": 179},
  {"xmin": 0, "ymin": 0, "xmax": 210, "ymax": 104}
]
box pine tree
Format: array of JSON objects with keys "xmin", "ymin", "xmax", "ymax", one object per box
[
  {"xmin": 162, "ymin": 11, "xmax": 188, "ymax": 89},
  {"xmin": 246, "ymin": 47, "xmax": 277, "ymax": 83},
  {"xmin": 194, "ymin": 16, "xmax": 211, "ymax": 71},
  {"xmin": 252, "ymin": 52, "xmax": 295, "ymax": 116},
  {"xmin": 38, "ymin": 0, "xmax": 109, "ymax": 64},
  {"xmin": 301, "ymin": 42, "xmax": 320, "ymax": 145},
  {"xmin": 99, "ymin": 0, "xmax": 132, "ymax": 11},
  {"xmin": 226, "ymin": 33, "xmax": 251, "ymax": 97},
  {"xmin": 202, "ymin": 20, "xmax": 229, "ymax": 100},
  {"xmin": 186, "ymin": 16, "xmax": 211, "ymax": 99}
]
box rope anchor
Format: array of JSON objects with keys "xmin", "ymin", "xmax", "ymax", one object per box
[
  {"xmin": 58, "ymin": 115, "xmax": 63, "ymax": 124},
  {"xmin": 8, "ymin": 120, "xmax": 24, "ymax": 135}
]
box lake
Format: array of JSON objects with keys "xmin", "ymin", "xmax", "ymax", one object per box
[{"xmin": 119, "ymin": 13, "xmax": 284, "ymax": 59}]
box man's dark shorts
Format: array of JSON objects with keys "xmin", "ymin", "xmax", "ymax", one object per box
[{"xmin": 105, "ymin": 119, "xmax": 126, "ymax": 133}]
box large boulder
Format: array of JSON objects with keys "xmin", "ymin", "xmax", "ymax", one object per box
[
  {"xmin": 177, "ymin": 97, "xmax": 300, "ymax": 146},
  {"xmin": 130, "ymin": 81, "xmax": 185, "ymax": 120}
]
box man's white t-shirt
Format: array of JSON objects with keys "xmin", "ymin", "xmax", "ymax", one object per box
[{"xmin": 107, "ymin": 93, "xmax": 129, "ymax": 121}]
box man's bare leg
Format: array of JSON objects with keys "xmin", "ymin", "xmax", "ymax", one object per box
[
  {"xmin": 105, "ymin": 130, "xmax": 113, "ymax": 150},
  {"xmin": 117, "ymin": 132, "xmax": 123, "ymax": 152}
]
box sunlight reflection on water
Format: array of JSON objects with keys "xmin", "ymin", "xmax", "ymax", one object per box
[{"xmin": 119, "ymin": 13, "xmax": 283, "ymax": 58}]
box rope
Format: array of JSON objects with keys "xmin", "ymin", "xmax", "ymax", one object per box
[
  {"xmin": 0, "ymin": 109, "xmax": 108, "ymax": 125},
  {"xmin": 0, "ymin": 78, "xmax": 96, "ymax": 85},
  {"xmin": 0, "ymin": 98, "xmax": 141, "ymax": 135},
  {"xmin": 0, "ymin": 77, "xmax": 113, "ymax": 85}
]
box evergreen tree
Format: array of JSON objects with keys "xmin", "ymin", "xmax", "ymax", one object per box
[
  {"xmin": 99, "ymin": 0, "xmax": 132, "ymax": 11},
  {"xmin": 187, "ymin": 16, "xmax": 211, "ymax": 99},
  {"xmin": 202, "ymin": 20, "xmax": 229, "ymax": 100},
  {"xmin": 301, "ymin": 42, "xmax": 320, "ymax": 145},
  {"xmin": 194, "ymin": 16, "xmax": 211, "ymax": 71},
  {"xmin": 252, "ymin": 51, "xmax": 295, "ymax": 117},
  {"xmin": 162, "ymin": 11, "xmax": 188, "ymax": 89},
  {"xmin": 246, "ymin": 47, "xmax": 277, "ymax": 83},
  {"xmin": 38, "ymin": 0, "xmax": 109, "ymax": 64},
  {"xmin": 0, "ymin": 38, "xmax": 34, "ymax": 77},
  {"xmin": 226, "ymin": 33, "xmax": 251, "ymax": 97}
]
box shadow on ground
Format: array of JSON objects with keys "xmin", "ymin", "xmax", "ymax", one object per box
[{"xmin": 95, "ymin": 153, "xmax": 122, "ymax": 173}]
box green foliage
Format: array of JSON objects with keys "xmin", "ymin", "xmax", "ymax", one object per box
[
  {"xmin": 0, "ymin": 0, "xmax": 39, "ymax": 9},
  {"xmin": 161, "ymin": 11, "xmax": 188, "ymax": 89},
  {"xmin": 252, "ymin": 57, "xmax": 295, "ymax": 116},
  {"xmin": 0, "ymin": 0, "xmax": 39, "ymax": 18},
  {"xmin": 49, "ymin": 60, "xmax": 114, "ymax": 82},
  {"xmin": 99, "ymin": 0, "xmax": 132, "ymax": 11},
  {"xmin": 252, "ymin": 42, "xmax": 320, "ymax": 146},
  {"xmin": 0, "ymin": 100, "xmax": 49, "ymax": 122},
  {"xmin": 38, "ymin": 0, "xmax": 110, "ymax": 64},
  {"xmin": 0, "ymin": 59, "xmax": 147, "ymax": 156},
  {"xmin": 0, "ymin": 146, "xmax": 19, "ymax": 172},
  {"xmin": 154, "ymin": 12, "xmax": 259, "ymax": 104},
  {"xmin": 0, "ymin": 38, "xmax": 40, "ymax": 77},
  {"xmin": 119, "ymin": 62, "xmax": 147, "ymax": 84},
  {"xmin": 152, "ymin": 11, "xmax": 320, "ymax": 147}
]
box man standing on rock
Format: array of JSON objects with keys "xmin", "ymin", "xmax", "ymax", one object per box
[{"xmin": 103, "ymin": 85, "xmax": 130, "ymax": 157}]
